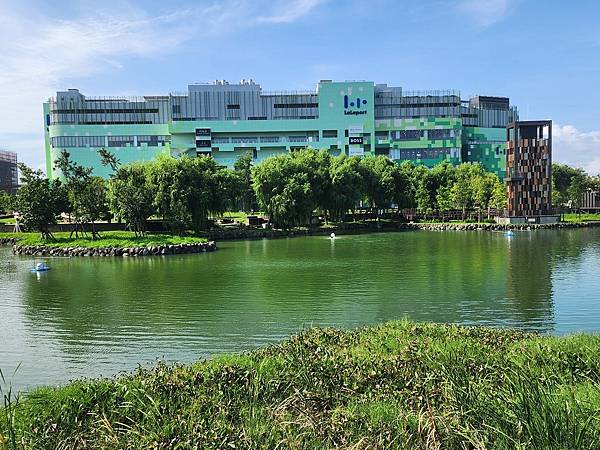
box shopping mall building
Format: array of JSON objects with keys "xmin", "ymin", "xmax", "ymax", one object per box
[{"xmin": 44, "ymin": 80, "xmax": 519, "ymax": 179}]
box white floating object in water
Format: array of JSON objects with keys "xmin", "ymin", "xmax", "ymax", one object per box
[
  {"xmin": 505, "ymin": 230, "xmax": 514, "ymax": 237},
  {"xmin": 330, "ymin": 232, "xmax": 336, "ymax": 239},
  {"xmin": 32, "ymin": 262, "xmax": 50, "ymax": 272}
]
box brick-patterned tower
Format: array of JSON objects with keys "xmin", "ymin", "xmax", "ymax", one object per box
[{"xmin": 505, "ymin": 121, "xmax": 552, "ymax": 218}]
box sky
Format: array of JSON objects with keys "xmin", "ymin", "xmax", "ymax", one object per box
[{"xmin": 0, "ymin": 0, "xmax": 599, "ymax": 174}]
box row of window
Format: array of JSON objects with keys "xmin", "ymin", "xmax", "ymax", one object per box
[
  {"xmin": 211, "ymin": 136, "xmax": 320, "ymax": 144},
  {"xmin": 390, "ymin": 148, "xmax": 457, "ymax": 160},
  {"xmin": 273, "ymin": 103, "xmax": 319, "ymax": 109},
  {"xmin": 50, "ymin": 135, "xmax": 170, "ymax": 148},
  {"xmin": 388, "ymin": 129, "xmax": 455, "ymax": 141},
  {"xmin": 51, "ymin": 108, "xmax": 159, "ymax": 114}
]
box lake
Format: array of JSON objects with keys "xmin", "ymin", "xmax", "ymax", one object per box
[{"xmin": 1, "ymin": 228, "xmax": 600, "ymax": 392}]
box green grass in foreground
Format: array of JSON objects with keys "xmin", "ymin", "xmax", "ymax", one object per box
[
  {"xmin": 2, "ymin": 321, "xmax": 600, "ymax": 449},
  {"xmin": 0, "ymin": 231, "xmax": 207, "ymax": 248},
  {"xmin": 562, "ymin": 213, "xmax": 600, "ymax": 223}
]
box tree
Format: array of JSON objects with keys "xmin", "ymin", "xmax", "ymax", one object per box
[
  {"xmin": 450, "ymin": 163, "xmax": 483, "ymax": 220},
  {"xmin": 78, "ymin": 177, "xmax": 109, "ymax": 238},
  {"xmin": 147, "ymin": 155, "xmax": 193, "ymax": 235},
  {"xmin": 13, "ymin": 164, "xmax": 65, "ymax": 240},
  {"xmin": 0, "ymin": 190, "xmax": 12, "ymax": 214},
  {"xmin": 568, "ymin": 170, "xmax": 588, "ymax": 215},
  {"xmin": 359, "ymin": 156, "xmax": 396, "ymax": 214},
  {"xmin": 233, "ymin": 152, "xmax": 257, "ymax": 212},
  {"xmin": 394, "ymin": 161, "xmax": 417, "ymax": 211},
  {"xmin": 252, "ymin": 149, "xmax": 326, "ymax": 228},
  {"xmin": 98, "ymin": 147, "xmax": 120, "ymax": 173},
  {"xmin": 473, "ymin": 172, "xmax": 505, "ymax": 220},
  {"xmin": 54, "ymin": 149, "xmax": 108, "ymax": 239},
  {"xmin": 436, "ymin": 185, "xmax": 453, "ymax": 220},
  {"xmin": 552, "ymin": 163, "xmax": 583, "ymax": 207},
  {"xmin": 107, "ymin": 164, "xmax": 155, "ymax": 236},
  {"xmin": 413, "ymin": 166, "xmax": 435, "ymax": 217},
  {"xmin": 326, "ymin": 155, "xmax": 364, "ymax": 221}
]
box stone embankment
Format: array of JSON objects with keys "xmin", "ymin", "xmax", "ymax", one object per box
[
  {"xmin": 12, "ymin": 241, "xmax": 217, "ymax": 257},
  {"xmin": 0, "ymin": 237, "xmax": 17, "ymax": 245},
  {"xmin": 409, "ymin": 221, "xmax": 598, "ymax": 232}
]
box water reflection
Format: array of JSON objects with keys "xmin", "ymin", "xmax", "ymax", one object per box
[{"xmin": 1, "ymin": 228, "xmax": 600, "ymax": 391}]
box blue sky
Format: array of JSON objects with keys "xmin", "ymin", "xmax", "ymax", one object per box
[{"xmin": 0, "ymin": 0, "xmax": 599, "ymax": 173}]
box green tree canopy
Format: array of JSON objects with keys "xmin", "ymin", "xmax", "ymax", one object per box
[
  {"xmin": 108, "ymin": 164, "xmax": 155, "ymax": 236},
  {"xmin": 252, "ymin": 149, "xmax": 329, "ymax": 228},
  {"xmin": 13, "ymin": 164, "xmax": 65, "ymax": 240},
  {"xmin": 233, "ymin": 152, "xmax": 256, "ymax": 213},
  {"xmin": 0, "ymin": 190, "xmax": 13, "ymax": 214},
  {"xmin": 326, "ymin": 155, "xmax": 364, "ymax": 221}
]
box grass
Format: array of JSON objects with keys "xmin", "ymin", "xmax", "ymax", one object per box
[
  {"xmin": 0, "ymin": 231, "xmax": 207, "ymax": 248},
  {"xmin": 2, "ymin": 320, "xmax": 600, "ymax": 449},
  {"xmin": 562, "ymin": 213, "xmax": 600, "ymax": 223},
  {"xmin": 0, "ymin": 218, "xmax": 15, "ymax": 224},
  {"xmin": 221, "ymin": 211, "xmax": 250, "ymax": 223}
]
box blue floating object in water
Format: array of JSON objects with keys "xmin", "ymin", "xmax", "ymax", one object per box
[
  {"xmin": 505, "ymin": 230, "xmax": 514, "ymax": 237},
  {"xmin": 31, "ymin": 262, "xmax": 50, "ymax": 272}
]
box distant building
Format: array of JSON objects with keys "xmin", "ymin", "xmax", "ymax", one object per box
[
  {"xmin": 504, "ymin": 121, "xmax": 556, "ymax": 223},
  {"xmin": 582, "ymin": 190, "xmax": 600, "ymax": 212},
  {"xmin": 0, "ymin": 150, "xmax": 18, "ymax": 195},
  {"xmin": 43, "ymin": 80, "xmax": 518, "ymax": 179}
]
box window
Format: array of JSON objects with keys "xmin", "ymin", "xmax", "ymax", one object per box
[
  {"xmin": 288, "ymin": 136, "xmax": 308, "ymax": 142},
  {"xmin": 428, "ymin": 129, "xmax": 452, "ymax": 140},
  {"xmin": 231, "ymin": 136, "xmax": 258, "ymax": 144},
  {"xmin": 259, "ymin": 136, "xmax": 280, "ymax": 143},
  {"xmin": 226, "ymin": 104, "xmax": 240, "ymax": 110},
  {"xmin": 390, "ymin": 130, "xmax": 423, "ymax": 141},
  {"xmin": 323, "ymin": 130, "xmax": 338, "ymax": 138}
]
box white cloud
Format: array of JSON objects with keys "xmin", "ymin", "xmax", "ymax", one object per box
[
  {"xmin": 0, "ymin": 0, "xmax": 325, "ymax": 171},
  {"xmin": 456, "ymin": 0, "xmax": 512, "ymax": 27},
  {"xmin": 553, "ymin": 124, "xmax": 600, "ymax": 176},
  {"xmin": 257, "ymin": 0, "xmax": 325, "ymax": 23}
]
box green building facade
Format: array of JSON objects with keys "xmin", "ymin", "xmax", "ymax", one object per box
[{"xmin": 44, "ymin": 80, "xmax": 518, "ymax": 179}]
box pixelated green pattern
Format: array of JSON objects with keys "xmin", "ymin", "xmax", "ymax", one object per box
[
  {"xmin": 375, "ymin": 117, "xmax": 462, "ymax": 168},
  {"xmin": 462, "ymin": 127, "xmax": 506, "ymax": 180}
]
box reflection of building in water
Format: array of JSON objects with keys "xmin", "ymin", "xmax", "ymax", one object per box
[{"xmin": 504, "ymin": 232, "xmax": 555, "ymax": 331}]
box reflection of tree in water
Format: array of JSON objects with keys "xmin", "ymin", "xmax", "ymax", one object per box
[
  {"xmin": 504, "ymin": 229, "xmax": 599, "ymax": 333},
  {"xmin": 19, "ymin": 230, "xmax": 600, "ymax": 359}
]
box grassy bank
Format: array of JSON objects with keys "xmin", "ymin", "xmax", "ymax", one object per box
[
  {"xmin": 562, "ymin": 213, "xmax": 600, "ymax": 223},
  {"xmin": 0, "ymin": 231, "xmax": 207, "ymax": 248},
  {"xmin": 2, "ymin": 321, "xmax": 600, "ymax": 449}
]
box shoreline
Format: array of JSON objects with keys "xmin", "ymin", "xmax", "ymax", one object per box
[
  {"xmin": 3, "ymin": 321, "xmax": 600, "ymax": 448},
  {"xmin": 203, "ymin": 219, "xmax": 600, "ymax": 242},
  {"xmin": 1, "ymin": 220, "xmax": 599, "ymax": 256}
]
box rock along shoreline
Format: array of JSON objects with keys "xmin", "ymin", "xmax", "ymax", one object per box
[{"xmin": 10, "ymin": 241, "xmax": 217, "ymax": 257}]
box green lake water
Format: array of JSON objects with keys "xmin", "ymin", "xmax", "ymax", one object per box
[{"xmin": 1, "ymin": 229, "xmax": 600, "ymax": 392}]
